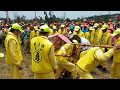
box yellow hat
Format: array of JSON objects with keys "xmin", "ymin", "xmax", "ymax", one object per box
[
  {"xmin": 89, "ymin": 27, "xmax": 94, "ymax": 31},
  {"xmin": 52, "ymin": 25, "xmax": 57, "ymax": 29},
  {"xmin": 40, "ymin": 24, "xmax": 50, "ymax": 33},
  {"xmin": 112, "ymin": 30, "xmax": 120, "ymax": 36},
  {"xmin": 74, "ymin": 26, "xmax": 80, "ymax": 31},
  {"xmin": 61, "ymin": 24, "xmax": 65, "ymax": 27},
  {"xmin": 11, "ymin": 23, "xmax": 24, "ymax": 33},
  {"xmin": 101, "ymin": 24, "xmax": 108, "ymax": 30},
  {"xmin": 93, "ymin": 23, "xmax": 99, "ymax": 28}
]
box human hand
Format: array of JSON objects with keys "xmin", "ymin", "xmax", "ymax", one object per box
[{"xmin": 114, "ymin": 44, "xmax": 120, "ymax": 51}]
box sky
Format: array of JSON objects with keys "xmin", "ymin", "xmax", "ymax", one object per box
[{"xmin": 0, "ymin": 11, "xmax": 120, "ymax": 19}]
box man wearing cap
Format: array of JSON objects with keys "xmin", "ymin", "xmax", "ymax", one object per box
[
  {"xmin": 49, "ymin": 25, "xmax": 58, "ymax": 36},
  {"xmin": 100, "ymin": 24, "xmax": 112, "ymax": 46},
  {"xmin": 85, "ymin": 27, "xmax": 95, "ymax": 44},
  {"xmin": 110, "ymin": 30, "xmax": 120, "ymax": 79},
  {"xmin": 73, "ymin": 26, "xmax": 84, "ymax": 38},
  {"xmin": 76, "ymin": 45, "xmax": 117, "ymax": 79},
  {"xmin": 58, "ymin": 24, "xmax": 67, "ymax": 36},
  {"xmin": 93, "ymin": 23, "xmax": 103, "ymax": 45},
  {"xmin": 4, "ymin": 23, "xmax": 24, "ymax": 79},
  {"xmin": 97, "ymin": 24, "xmax": 112, "ymax": 73},
  {"xmin": 31, "ymin": 24, "xmax": 57, "ymax": 79}
]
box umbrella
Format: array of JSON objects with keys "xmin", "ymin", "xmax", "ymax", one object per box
[{"xmin": 48, "ymin": 34, "xmax": 71, "ymax": 43}]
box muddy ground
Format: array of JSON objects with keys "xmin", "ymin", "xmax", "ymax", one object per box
[{"xmin": 0, "ymin": 45, "xmax": 112, "ymax": 79}]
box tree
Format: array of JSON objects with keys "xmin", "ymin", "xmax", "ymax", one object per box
[
  {"xmin": 44, "ymin": 11, "xmax": 50, "ymax": 24},
  {"xmin": 66, "ymin": 18, "xmax": 70, "ymax": 22}
]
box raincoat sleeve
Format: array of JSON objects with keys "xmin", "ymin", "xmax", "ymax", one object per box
[
  {"xmin": 108, "ymin": 35, "xmax": 112, "ymax": 45},
  {"xmin": 49, "ymin": 45, "xmax": 57, "ymax": 69},
  {"xmin": 94, "ymin": 48, "xmax": 114, "ymax": 61},
  {"xmin": 8, "ymin": 39, "xmax": 21, "ymax": 66}
]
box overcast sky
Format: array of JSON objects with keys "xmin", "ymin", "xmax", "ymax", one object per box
[{"xmin": 0, "ymin": 11, "xmax": 120, "ymax": 19}]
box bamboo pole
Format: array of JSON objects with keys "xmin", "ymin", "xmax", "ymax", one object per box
[
  {"xmin": 55, "ymin": 44, "xmax": 114, "ymax": 57},
  {"xmin": 71, "ymin": 43, "xmax": 114, "ymax": 48},
  {"xmin": 55, "ymin": 54, "xmax": 71, "ymax": 57}
]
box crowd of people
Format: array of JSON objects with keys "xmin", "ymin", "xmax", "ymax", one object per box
[{"xmin": 0, "ymin": 18, "xmax": 120, "ymax": 79}]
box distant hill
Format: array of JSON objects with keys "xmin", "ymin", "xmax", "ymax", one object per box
[{"xmin": 85, "ymin": 13, "xmax": 120, "ymax": 22}]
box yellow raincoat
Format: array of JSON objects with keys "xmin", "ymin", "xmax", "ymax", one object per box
[
  {"xmin": 73, "ymin": 31, "xmax": 85, "ymax": 37},
  {"xmin": 111, "ymin": 37, "xmax": 120, "ymax": 78},
  {"xmin": 31, "ymin": 36, "xmax": 57, "ymax": 79},
  {"xmin": 55, "ymin": 43, "xmax": 79, "ymax": 79},
  {"xmin": 49, "ymin": 29, "xmax": 58, "ymax": 36},
  {"xmin": 30, "ymin": 30, "xmax": 39, "ymax": 41},
  {"xmin": 99, "ymin": 31, "xmax": 112, "ymax": 68},
  {"xmin": 93, "ymin": 29, "xmax": 103, "ymax": 45},
  {"xmin": 100, "ymin": 31, "xmax": 112, "ymax": 45},
  {"xmin": 58, "ymin": 29, "xmax": 67, "ymax": 36},
  {"xmin": 5, "ymin": 32, "xmax": 23, "ymax": 79},
  {"xmin": 85, "ymin": 30, "xmax": 95, "ymax": 44},
  {"xmin": 76, "ymin": 47, "xmax": 114, "ymax": 79}
]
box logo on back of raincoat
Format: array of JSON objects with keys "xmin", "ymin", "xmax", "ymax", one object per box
[{"xmin": 33, "ymin": 43, "xmax": 44, "ymax": 63}]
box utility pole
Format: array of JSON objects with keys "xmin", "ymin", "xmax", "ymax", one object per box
[
  {"xmin": 63, "ymin": 12, "xmax": 66, "ymax": 20},
  {"xmin": 5, "ymin": 11, "xmax": 9, "ymax": 23},
  {"xmin": 35, "ymin": 11, "xmax": 36, "ymax": 18}
]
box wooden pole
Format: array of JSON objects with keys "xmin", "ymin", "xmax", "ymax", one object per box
[
  {"xmin": 71, "ymin": 43, "xmax": 114, "ymax": 48},
  {"xmin": 55, "ymin": 44, "xmax": 114, "ymax": 57}
]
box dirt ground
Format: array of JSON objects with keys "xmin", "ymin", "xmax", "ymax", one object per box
[{"xmin": 0, "ymin": 45, "xmax": 113, "ymax": 79}]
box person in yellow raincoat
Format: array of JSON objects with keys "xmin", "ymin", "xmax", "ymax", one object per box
[
  {"xmin": 100, "ymin": 24, "xmax": 112, "ymax": 45},
  {"xmin": 93, "ymin": 23, "xmax": 103, "ymax": 45},
  {"xmin": 73, "ymin": 26, "xmax": 84, "ymax": 38},
  {"xmin": 30, "ymin": 26, "xmax": 39, "ymax": 41},
  {"xmin": 4, "ymin": 23, "xmax": 24, "ymax": 79},
  {"xmin": 58, "ymin": 24, "xmax": 67, "ymax": 36},
  {"xmin": 96, "ymin": 24, "xmax": 112, "ymax": 72},
  {"xmin": 55, "ymin": 35, "xmax": 81, "ymax": 79},
  {"xmin": 85, "ymin": 27, "xmax": 95, "ymax": 44},
  {"xmin": 110, "ymin": 30, "xmax": 120, "ymax": 79},
  {"xmin": 31, "ymin": 24, "xmax": 57, "ymax": 79},
  {"xmin": 76, "ymin": 46, "xmax": 116, "ymax": 79},
  {"xmin": 49, "ymin": 25, "xmax": 58, "ymax": 36}
]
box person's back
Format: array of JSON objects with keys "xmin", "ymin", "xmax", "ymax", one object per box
[
  {"xmin": 31, "ymin": 24, "xmax": 56, "ymax": 79},
  {"xmin": 31, "ymin": 36, "xmax": 53, "ymax": 74},
  {"xmin": 76, "ymin": 47, "xmax": 114, "ymax": 79}
]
